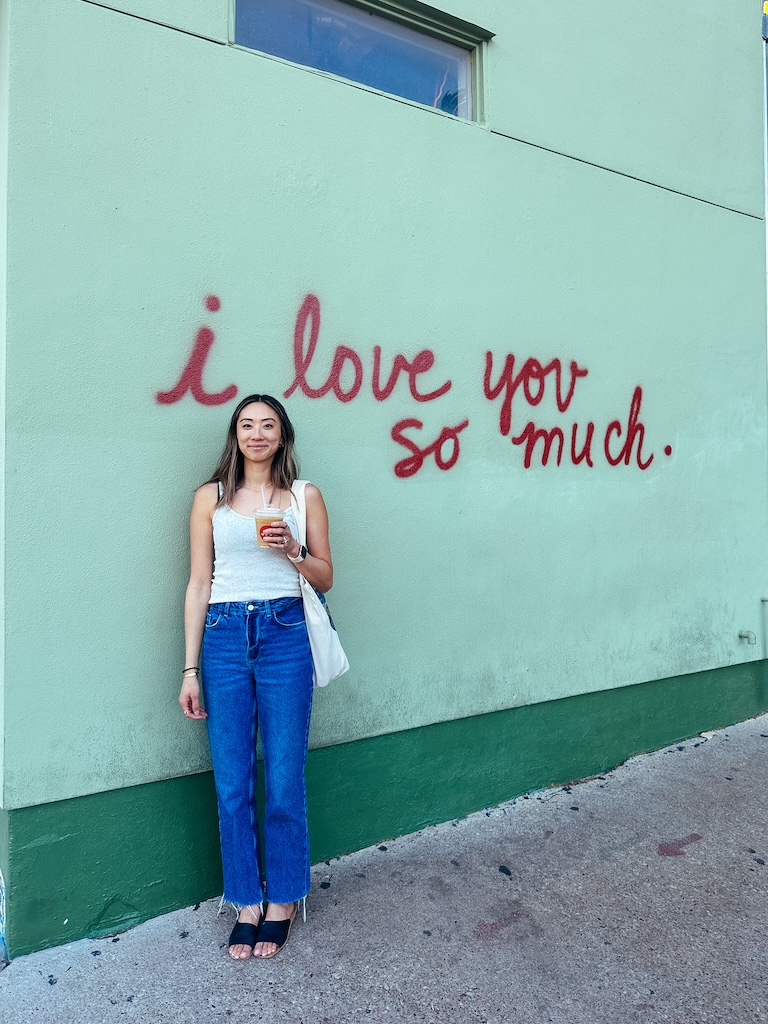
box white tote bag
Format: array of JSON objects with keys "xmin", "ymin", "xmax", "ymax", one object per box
[{"xmin": 291, "ymin": 480, "xmax": 349, "ymax": 688}]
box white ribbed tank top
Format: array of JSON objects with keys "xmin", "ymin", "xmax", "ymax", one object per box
[{"xmin": 210, "ymin": 503, "xmax": 301, "ymax": 603}]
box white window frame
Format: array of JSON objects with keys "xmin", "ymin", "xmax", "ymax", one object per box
[{"xmin": 229, "ymin": 0, "xmax": 493, "ymax": 124}]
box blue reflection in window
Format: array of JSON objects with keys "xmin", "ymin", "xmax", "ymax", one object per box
[{"xmin": 236, "ymin": 0, "xmax": 471, "ymax": 118}]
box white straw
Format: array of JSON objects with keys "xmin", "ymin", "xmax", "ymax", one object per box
[{"xmin": 260, "ymin": 486, "xmax": 267, "ymax": 508}]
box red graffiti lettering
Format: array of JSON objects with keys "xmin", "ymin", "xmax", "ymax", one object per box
[
  {"xmin": 604, "ymin": 386, "xmax": 654, "ymax": 469},
  {"xmin": 372, "ymin": 346, "xmax": 452, "ymax": 403},
  {"xmin": 484, "ymin": 352, "xmax": 588, "ymax": 436},
  {"xmin": 155, "ymin": 291, "xmax": 666, "ymax": 479},
  {"xmin": 284, "ymin": 294, "xmax": 451, "ymax": 404},
  {"xmin": 284, "ymin": 294, "xmax": 327, "ymax": 400},
  {"xmin": 328, "ymin": 345, "xmax": 363, "ymax": 402},
  {"xmin": 512, "ymin": 423, "xmax": 565, "ymax": 467},
  {"xmin": 391, "ymin": 417, "xmax": 470, "ymax": 478},
  {"xmin": 570, "ymin": 422, "xmax": 595, "ymax": 467},
  {"xmin": 156, "ymin": 296, "xmax": 237, "ymax": 407}
]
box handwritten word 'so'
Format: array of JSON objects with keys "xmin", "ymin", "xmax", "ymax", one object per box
[{"xmin": 391, "ymin": 418, "xmax": 470, "ymax": 478}]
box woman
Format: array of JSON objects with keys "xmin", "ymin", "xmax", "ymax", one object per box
[{"xmin": 179, "ymin": 393, "xmax": 333, "ymax": 960}]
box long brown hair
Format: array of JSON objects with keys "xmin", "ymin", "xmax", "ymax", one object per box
[{"xmin": 208, "ymin": 394, "xmax": 300, "ymax": 507}]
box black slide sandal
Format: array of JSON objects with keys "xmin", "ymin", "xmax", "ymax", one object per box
[
  {"xmin": 228, "ymin": 920, "xmax": 259, "ymax": 952},
  {"xmin": 228, "ymin": 904, "xmax": 261, "ymax": 958},
  {"xmin": 254, "ymin": 907, "xmax": 296, "ymax": 958}
]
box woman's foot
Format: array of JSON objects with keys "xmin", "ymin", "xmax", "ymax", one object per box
[
  {"xmin": 228, "ymin": 904, "xmax": 261, "ymax": 960},
  {"xmin": 252, "ymin": 902, "xmax": 297, "ymax": 958}
]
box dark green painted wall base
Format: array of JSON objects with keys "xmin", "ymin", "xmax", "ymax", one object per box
[{"xmin": 3, "ymin": 659, "xmax": 767, "ymax": 957}]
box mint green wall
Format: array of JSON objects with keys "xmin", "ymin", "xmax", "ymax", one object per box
[
  {"xmin": 2, "ymin": 0, "xmax": 767, "ymax": 809},
  {"xmin": 95, "ymin": 0, "xmax": 227, "ymax": 40},
  {"xmin": 97, "ymin": 0, "xmax": 765, "ymax": 214},
  {"xmin": 481, "ymin": 0, "xmax": 763, "ymax": 215},
  {"xmin": 0, "ymin": 0, "xmax": 9, "ymax": 805}
]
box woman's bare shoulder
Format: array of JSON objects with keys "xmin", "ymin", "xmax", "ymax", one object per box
[
  {"xmin": 192, "ymin": 481, "xmax": 219, "ymax": 510},
  {"xmin": 304, "ymin": 483, "xmax": 326, "ymax": 505}
]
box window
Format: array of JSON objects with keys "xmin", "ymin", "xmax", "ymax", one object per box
[{"xmin": 235, "ymin": 0, "xmax": 492, "ymax": 121}]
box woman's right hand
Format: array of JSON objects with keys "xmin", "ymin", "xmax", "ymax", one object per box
[{"xmin": 179, "ymin": 676, "xmax": 208, "ymax": 720}]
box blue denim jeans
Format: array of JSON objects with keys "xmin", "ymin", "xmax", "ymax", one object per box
[{"xmin": 201, "ymin": 597, "xmax": 314, "ymax": 906}]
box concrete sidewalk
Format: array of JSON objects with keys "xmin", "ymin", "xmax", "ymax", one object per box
[{"xmin": 1, "ymin": 715, "xmax": 767, "ymax": 1024}]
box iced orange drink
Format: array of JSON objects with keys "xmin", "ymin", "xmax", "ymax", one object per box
[{"xmin": 254, "ymin": 506, "xmax": 285, "ymax": 548}]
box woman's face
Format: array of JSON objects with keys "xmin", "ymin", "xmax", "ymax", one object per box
[{"xmin": 236, "ymin": 402, "xmax": 283, "ymax": 468}]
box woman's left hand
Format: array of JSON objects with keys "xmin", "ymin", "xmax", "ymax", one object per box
[{"xmin": 264, "ymin": 520, "xmax": 300, "ymax": 558}]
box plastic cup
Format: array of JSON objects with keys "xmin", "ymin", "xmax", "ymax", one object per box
[{"xmin": 254, "ymin": 506, "xmax": 285, "ymax": 548}]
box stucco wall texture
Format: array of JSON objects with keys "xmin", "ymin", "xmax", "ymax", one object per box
[
  {"xmin": 1, "ymin": 0, "xmax": 766, "ymax": 809},
  {"xmin": 0, "ymin": 0, "xmax": 8, "ymax": 804}
]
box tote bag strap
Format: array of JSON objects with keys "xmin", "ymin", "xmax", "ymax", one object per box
[{"xmin": 290, "ymin": 480, "xmax": 310, "ymax": 547}]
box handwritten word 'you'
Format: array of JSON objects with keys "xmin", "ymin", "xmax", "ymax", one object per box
[{"xmin": 156, "ymin": 293, "xmax": 672, "ymax": 478}]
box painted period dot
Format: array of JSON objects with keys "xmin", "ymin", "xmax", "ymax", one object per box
[
  {"xmin": 205, "ymin": 295, "xmax": 221, "ymax": 312},
  {"xmin": 664, "ymin": 445, "xmax": 672, "ymax": 456}
]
